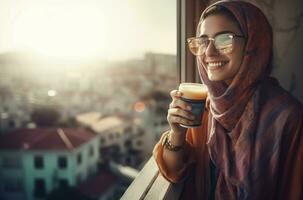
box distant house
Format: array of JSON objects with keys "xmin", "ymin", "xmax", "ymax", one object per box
[
  {"xmin": 76, "ymin": 113, "xmax": 145, "ymax": 167},
  {"xmin": 0, "ymin": 128, "xmax": 100, "ymax": 200},
  {"xmin": 75, "ymin": 112, "xmax": 103, "ymax": 126},
  {"xmin": 139, "ymin": 90, "xmax": 171, "ymax": 143},
  {"xmin": 78, "ymin": 168, "xmax": 119, "ymax": 200}
]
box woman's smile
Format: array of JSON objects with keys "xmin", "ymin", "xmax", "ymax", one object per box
[{"xmin": 206, "ymin": 61, "xmax": 229, "ymax": 71}]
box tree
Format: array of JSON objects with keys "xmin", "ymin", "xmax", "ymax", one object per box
[
  {"xmin": 30, "ymin": 106, "xmax": 61, "ymax": 127},
  {"xmin": 58, "ymin": 116, "xmax": 79, "ymax": 127},
  {"xmin": 46, "ymin": 186, "xmax": 95, "ymax": 200}
]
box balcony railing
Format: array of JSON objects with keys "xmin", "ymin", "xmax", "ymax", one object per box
[{"xmin": 120, "ymin": 157, "xmax": 184, "ymax": 200}]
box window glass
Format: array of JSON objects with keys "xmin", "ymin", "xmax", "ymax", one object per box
[
  {"xmin": 2, "ymin": 155, "xmax": 21, "ymax": 169},
  {"xmin": 58, "ymin": 179, "xmax": 69, "ymax": 188},
  {"xmin": 3, "ymin": 178, "xmax": 23, "ymax": 192},
  {"xmin": 34, "ymin": 156, "xmax": 44, "ymax": 169},
  {"xmin": 89, "ymin": 146, "xmax": 94, "ymax": 157},
  {"xmin": 58, "ymin": 156, "xmax": 68, "ymax": 169},
  {"xmin": 77, "ymin": 153, "xmax": 82, "ymax": 165},
  {"xmin": 34, "ymin": 178, "xmax": 46, "ymax": 198},
  {"xmin": 100, "ymin": 137, "xmax": 106, "ymax": 145}
]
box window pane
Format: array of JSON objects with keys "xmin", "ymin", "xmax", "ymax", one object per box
[
  {"xmin": 58, "ymin": 156, "xmax": 68, "ymax": 169},
  {"xmin": 77, "ymin": 153, "xmax": 82, "ymax": 165},
  {"xmin": 3, "ymin": 178, "xmax": 23, "ymax": 192},
  {"xmin": 34, "ymin": 179, "xmax": 46, "ymax": 198},
  {"xmin": 58, "ymin": 179, "xmax": 69, "ymax": 188},
  {"xmin": 2, "ymin": 155, "xmax": 21, "ymax": 169},
  {"xmin": 89, "ymin": 146, "xmax": 94, "ymax": 157},
  {"xmin": 34, "ymin": 156, "xmax": 44, "ymax": 169}
]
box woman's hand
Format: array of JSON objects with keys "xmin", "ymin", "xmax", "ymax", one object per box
[
  {"xmin": 162, "ymin": 90, "xmax": 196, "ymax": 173},
  {"xmin": 167, "ymin": 90, "xmax": 196, "ymax": 137}
]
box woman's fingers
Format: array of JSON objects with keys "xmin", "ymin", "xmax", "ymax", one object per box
[
  {"xmin": 170, "ymin": 90, "xmax": 191, "ymax": 110},
  {"xmin": 167, "ymin": 114, "xmax": 194, "ymax": 126},
  {"xmin": 170, "ymin": 90, "xmax": 182, "ymax": 99},
  {"xmin": 169, "ymin": 99, "xmax": 191, "ymax": 111},
  {"xmin": 168, "ymin": 108, "xmax": 195, "ymax": 121},
  {"xmin": 167, "ymin": 89, "xmax": 195, "ymax": 128},
  {"xmin": 167, "ymin": 108, "xmax": 195, "ymax": 127}
]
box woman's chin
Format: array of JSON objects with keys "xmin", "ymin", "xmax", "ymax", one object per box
[{"xmin": 207, "ymin": 74, "xmax": 223, "ymax": 82}]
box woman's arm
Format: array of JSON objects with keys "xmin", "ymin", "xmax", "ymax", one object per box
[
  {"xmin": 153, "ymin": 129, "xmax": 196, "ymax": 183},
  {"xmin": 162, "ymin": 130, "xmax": 188, "ymax": 174}
]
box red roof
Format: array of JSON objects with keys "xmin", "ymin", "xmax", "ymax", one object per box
[
  {"xmin": 79, "ymin": 169, "xmax": 118, "ymax": 198},
  {"xmin": 0, "ymin": 128, "xmax": 96, "ymax": 151}
]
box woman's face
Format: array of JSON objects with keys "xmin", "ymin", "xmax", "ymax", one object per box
[{"xmin": 199, "ymin": 14, "xmax": 246, "ymax": 84}]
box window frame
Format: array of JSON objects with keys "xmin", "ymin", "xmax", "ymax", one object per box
[{"xmin": 177, "ymin": 0, "xmax": 208, "ymax": 83}]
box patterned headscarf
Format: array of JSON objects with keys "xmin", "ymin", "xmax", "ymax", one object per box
[{"xmin": 197, "ymin": 0, "xmax": 273, "ymax": 132}]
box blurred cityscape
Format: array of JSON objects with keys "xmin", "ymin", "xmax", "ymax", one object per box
[{"xmin": 0, "ymin": 51, "xmax": 177, "ymax": 200}]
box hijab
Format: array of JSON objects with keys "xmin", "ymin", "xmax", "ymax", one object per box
[{"xmin": 197, "ymin": 0, "xmax": 272, "ymax": 133}]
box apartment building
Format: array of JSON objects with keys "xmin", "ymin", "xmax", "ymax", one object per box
[{"xmin": 0, "ymin": 128, "xmax": 99, "ymax": 200}]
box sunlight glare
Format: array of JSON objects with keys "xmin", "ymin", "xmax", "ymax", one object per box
[
  {"xmin": 12, "ymin": 2, "xmax": 107, "ymax": 60},
  {"xmin": 47, "ymin": 90, "xmax": 57, "ymax": 97}
]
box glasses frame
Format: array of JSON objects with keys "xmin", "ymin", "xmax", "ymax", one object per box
[{"xmin": 187, "ymin": 33, "xmax": 244, "ymax": 56}]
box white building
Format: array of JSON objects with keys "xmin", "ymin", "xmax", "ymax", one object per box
[
  {"xmin": 0, "ymin": 127, "xmax": 100, "ymax": 200},
  {"xmin": 76, "ymin": 113, "xmax": 146, "ymax": 167}
]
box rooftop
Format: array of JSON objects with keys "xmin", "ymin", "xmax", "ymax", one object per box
[
  {"xmin": 79, "ymin": 169, "xmax": 118, "ymax": 198},
  {"xmin": 92, "ymin": 116, "xmax": 125, "ymax": 133},
  {"xmin": 76, "ymin": 112, "xmax": 127, "ymax": 134},
  {"xmin": 0, "ymin": 128, "xmax": 96, "ymax": 151},
  {"xmin": 76, "ymin": 112, "xmax": 103, "ymax": 126}
]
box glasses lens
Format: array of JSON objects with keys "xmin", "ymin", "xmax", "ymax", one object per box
[
  {"xmin": 188, "ymin": 38, "xmax": 208, "ymax": 55},
  {"xmin": 215, "ymin": 33, "xmax": 233, "ymax": 54}
]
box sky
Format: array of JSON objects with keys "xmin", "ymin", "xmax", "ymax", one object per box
[{"xmin": 0, "ymin": 0, "xmax": 176, "ymax": 61}]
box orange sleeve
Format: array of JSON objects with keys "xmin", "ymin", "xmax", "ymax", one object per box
[
  {"xmin": 152, "ymin": 129, "xmax": 197, "ymax": 183},
  {"xmin": 153, "ymin": 108, "xmax": 209, "ymax": 183}
]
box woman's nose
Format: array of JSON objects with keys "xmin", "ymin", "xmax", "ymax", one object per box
[{"xmin": 205, "ymin": 41, "xmax": 219, "ymax": 56}]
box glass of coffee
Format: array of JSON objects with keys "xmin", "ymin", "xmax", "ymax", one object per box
[{"xmin": 178, "ymin": 83, "xmax": 208, "ymax": 128}]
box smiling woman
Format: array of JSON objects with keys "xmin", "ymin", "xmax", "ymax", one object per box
[{"xmin": 12, "ymin": 3, "xmax": 107, "ymax": 60}]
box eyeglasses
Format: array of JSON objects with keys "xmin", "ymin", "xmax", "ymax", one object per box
[{"xmin": 187, "ymin": 33, "xmax": 244, "ymax": 56}]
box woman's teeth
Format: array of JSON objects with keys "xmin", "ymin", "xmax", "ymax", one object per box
[{"xmin": 207, "ymin": 61, "xmax": 228, "ymax": 69}]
